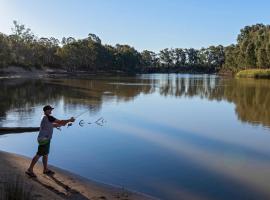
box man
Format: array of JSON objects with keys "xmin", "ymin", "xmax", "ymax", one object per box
[{"xmin": 26, "ymin": 105, "xmax": 75, "ymax": 177}]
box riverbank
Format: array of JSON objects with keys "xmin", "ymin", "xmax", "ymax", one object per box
[
  {"xmin": 0, "ymin": 66, "xmax": 76, "ymax": 79},
  {"xmin": 0, "ymin": 150, "xmax": 155, "ymax": 200},
  {"xmin": 236, "ymin": 69, "xmax": 270, "ymax": 78},
  {"xmin": 0, "ymin": 66, "xmax": 218, "ymax": 79},
  {"xmin": 0, "ymin": 66, "xmax": 136, "ymax": 79}
]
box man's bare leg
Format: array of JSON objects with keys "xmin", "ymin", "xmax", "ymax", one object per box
[
  {"xmin": 42, "ymin": 155, "xmax": 55, "ymax": 174},
  {"xmin": 28, "ymin": 154, "xmax": 41, "ymax": 172},
  {"xmin": 42, "ymin": 155, "xmax": 48, "ymax": 172}
]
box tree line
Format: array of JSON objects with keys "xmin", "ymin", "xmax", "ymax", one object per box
[
  {"xmin": 0, "ymin": 21, "xmax": 269, "ymax": 73},
  {"xmin": 0, "ymin": 21, "xmax": 224, "ymax": 73}
]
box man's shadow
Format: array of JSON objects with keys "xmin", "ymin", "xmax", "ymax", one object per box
[{"xmin": 31, "ymin": 174, "xmax": 93, "ymax": 200}]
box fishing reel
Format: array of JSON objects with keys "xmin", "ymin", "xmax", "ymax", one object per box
[{"xmin": 67, "ymin": 122, "xmax": 73, "ymax": 128}]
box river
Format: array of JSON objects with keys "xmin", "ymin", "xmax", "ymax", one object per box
[{"xmin": 1, "ymin": 74, "xmax": 270, "ymax": 200}]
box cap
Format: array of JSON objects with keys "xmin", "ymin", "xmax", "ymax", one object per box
[{"xmin": 43, "ymin": 105, "xmax": 54, "ymax": 112}]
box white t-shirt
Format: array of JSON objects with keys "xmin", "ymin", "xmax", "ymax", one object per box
[{"xmin": 37, "ymin": 115, "xmax": 57, "ymax": 141}]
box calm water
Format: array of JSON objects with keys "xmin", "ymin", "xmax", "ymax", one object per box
[{"xmin": 1, "ymin": 74, "xmax": 270, "ymax": 200}]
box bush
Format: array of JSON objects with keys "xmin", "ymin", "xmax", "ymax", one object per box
[{"xmin": 236, "ymin": 69, "xmax": 270, "ymax": 78}]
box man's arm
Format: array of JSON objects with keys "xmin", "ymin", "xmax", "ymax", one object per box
[{"xmin": 53, "ymin": 117, "xmax": 75, "ymax": 127}]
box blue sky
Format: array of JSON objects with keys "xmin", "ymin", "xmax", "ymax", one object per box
[{"xmin": 1, "ymin": 0, "xmax": 270, "ymax": 52}]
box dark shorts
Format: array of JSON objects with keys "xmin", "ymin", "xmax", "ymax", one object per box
[{"xmin": 37, "ymin": 140, "xmax": 51, "ymax": 156}]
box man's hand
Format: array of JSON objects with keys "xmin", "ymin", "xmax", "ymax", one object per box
[{"xmin": 70, "ymin": 117, "xmax": 75, "ymax": 122}]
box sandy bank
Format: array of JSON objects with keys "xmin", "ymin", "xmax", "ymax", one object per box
[
  {"xmin": 0, "ymin": 66, "xmax": 44, "ymax": 78},
  {"xmin": 0, "ymin": 66, "xmax": 128, "ymax": 79},
  {"xmin": 0, "ymin": 150, "xmax": 156, "ymax": 200}
]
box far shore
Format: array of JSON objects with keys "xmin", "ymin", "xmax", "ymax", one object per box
[
  {"xmin": 0, "ymin": 150, "xmax": 156, "ymax": 200},
  {"xmin": 0, "ymin": 66, "xmax": 218, "ymax": 79}
]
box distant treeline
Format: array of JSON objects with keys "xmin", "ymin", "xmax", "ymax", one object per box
[{"xmin": 0, "ymin": 21, "xmax": 269, "ymax": 73}]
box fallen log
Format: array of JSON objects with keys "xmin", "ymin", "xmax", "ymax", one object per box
[{"xmin": 0, "ymin": 127, "xmax": 39, "ymax": 134}]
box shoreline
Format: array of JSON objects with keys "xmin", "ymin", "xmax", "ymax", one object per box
[
  {"xmin": 0, "ymin": 150, "xmax": 156, "ymax": 200},
  {"xmin": 0, "ymin": 66, "xmax": 218, "ymax": 79}
]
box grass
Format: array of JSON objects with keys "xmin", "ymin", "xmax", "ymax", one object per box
[
  {"xmin": 0, "ymin": 175, "xmax": 34, "ymax": 200},
  {"xmin": 236, "ymin": 69, "xmax": 270, "ymax": 78}
]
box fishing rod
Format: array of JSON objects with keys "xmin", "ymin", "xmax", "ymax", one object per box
[
  {"xmin": 67, "ymin": 110, "xmax": 89, "ymax": 127},
  {"xmin": 56, "ymin": 110, "xmax": 107, "ymax": 131},
  {"xmin": 74, "ymin": 110, "xmax": 89, "ymax": 119}
]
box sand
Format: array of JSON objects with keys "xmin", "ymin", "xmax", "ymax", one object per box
[{"xmin": 0, "ymin": 150, "xmax": 156, "ymax": 200}]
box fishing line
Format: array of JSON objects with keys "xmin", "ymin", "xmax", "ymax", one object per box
[
  {"xmin": 74, "ymin": 110, "xmax": 89, "ymax": 119},
  {"xmin": 66, "ymin": 110, "xmax": 107, "ymax": 128}
]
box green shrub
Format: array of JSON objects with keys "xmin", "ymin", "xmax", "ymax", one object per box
[{"xmin": 236, "ymin": 69, "xmax": 270, "ymax": 78}]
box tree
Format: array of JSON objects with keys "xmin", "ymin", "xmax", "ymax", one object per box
[
  {"xmin": 257, "ymin": 48, "xmax": 268, "ymax": 68},
  {"xmin": 245, "ymin": 43, "xmax": 256, "ymax": 68},
  {"xmin": 208, "ymin": 45, "xmax": 225, "ymax": 68},
  {"xmin": 186, "ymin": 48, "xmax": 199, "ymax": 65},
  {"xmin": 140, "ymin": 50, "xmax": 158, "ymax": 68},
  {"xmin": 0, "ymin": 33, "xmax": 12, "ymax": 67},
  {"xmin": 159, "ymin": 48, "xmax": 174, "ymax": 67},
  {"xmin": 88, "ymin": 33, "xmax": 101, "ymax": 44},
  {"xmin": 173, "ymin": 48, "xmax": 186, "ymax": 66},
  {"xmin": 114, "ymin": 44, "xmax": 141, "ymax": 72}
]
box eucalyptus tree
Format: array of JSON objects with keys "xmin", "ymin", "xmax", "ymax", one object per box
[
  {"xmin": 114, "ymin": 44, "xmax": 141, "ymax": 72},
  {"xmin": 0, "ymin": 33, "xmax": 11, "ymax": 67},
  {"xmin": 186, "ymin": 48, "xmax": 199, "ymax": 65},
  {"xmin": 159, "ymin": 48, "xmax": 174, "ymax": 67},
  {"xmin": 140, "ymin": 50, "xmax": 159, "ymax": 68},
  {"xmin": 173, "ymin": 48, "xmax": 186, "ymax": 66}
]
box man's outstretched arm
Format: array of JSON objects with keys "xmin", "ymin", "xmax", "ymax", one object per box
[{"xmin": 53, "ymin": 117, "xmax": 75, "ymax": 127}]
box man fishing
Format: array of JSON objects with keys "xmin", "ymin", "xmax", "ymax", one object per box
[{"xmin": 26, "ymin": 105, "xmax": 75, "ymax": 177}]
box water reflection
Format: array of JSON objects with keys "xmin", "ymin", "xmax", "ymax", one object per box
[
  {"xmin": 1, "ymin": 75, "xmax": 270, "ymax": 128},
  {"xmin": 157, "ymin": 75, "xmax": 270, "ymax": 128}
]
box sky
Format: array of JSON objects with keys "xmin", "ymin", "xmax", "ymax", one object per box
[{"xmin": 0, "ymin": 0, "xmax": 270, "ymax": 52}]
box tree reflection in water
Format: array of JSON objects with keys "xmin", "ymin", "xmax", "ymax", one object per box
[{"xmin": 0, "ymin": 74, "xmax": 269, "ymax": 128}]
